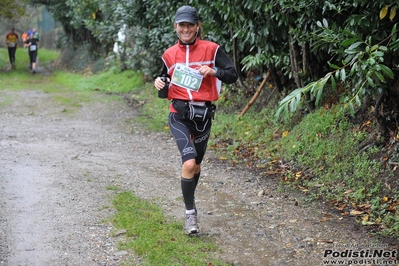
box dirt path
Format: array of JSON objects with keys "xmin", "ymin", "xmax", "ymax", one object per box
[{"xmin": 0, "ymin": 89, "xmax": 397, "ymax": 266}]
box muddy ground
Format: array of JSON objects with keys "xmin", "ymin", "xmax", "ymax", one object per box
[{"xmin": 0, "ymin": 87, "xmax": 398, "ymax": 266}]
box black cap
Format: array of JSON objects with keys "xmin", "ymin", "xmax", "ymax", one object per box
[{"xmin": 175, "ymin": 6, "xmax": 199, "ymax": 24}]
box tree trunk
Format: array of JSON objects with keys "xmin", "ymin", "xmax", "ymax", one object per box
[
  {"xmin": 239, "ymin": 70, "xmax": 271, "ymax": 117},
  {"xmin": 288, "ymin": 31, "xmax": 315, "ymax": 111},
  {"xmin": 230, "ymin": 26, "xmax": 248, "ymax": 91},
  {"xmin": 270, "ymin": 66, "xmax": 283, "ymax": 93},
  {"xmin": 288, "ymin": 31, "xmax": 302, "ymax": 88}
]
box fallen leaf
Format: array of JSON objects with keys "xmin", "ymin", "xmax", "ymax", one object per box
[
  {"xmin": 114, "ymin": 229, "xmax": 127, "ymax": 236},
  {"xmin": 350, "ymin": 210, "xmax": 364, "ymax": 216},
  {"xmin": 383, "ymin": 196, "xmax": 389, "ymax": 202},
  {"xmin": 361, "ymin": 221, "xmax": 375, "ymax": 225},
  {"xmin": 356, "ymin": 204, "xmax": 371, "ymax": 210},
  {"xmin": 282, "ymin": 130, "xmax": 289, "ymax": 138},
  {"xmin": 264, "ymin": 170, "xmax": 278, "ymax": 175},
  {"xmin": 295, "ymin": 171, "xmax": 303, "ymax": 178}
]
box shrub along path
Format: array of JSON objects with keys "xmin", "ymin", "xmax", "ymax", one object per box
[{"xmin": 0, "ymin": 86, "xmax": 398, "ymax": 265}]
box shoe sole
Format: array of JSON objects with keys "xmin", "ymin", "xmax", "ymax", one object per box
[
  {"xmin": 186, "ymin": 229, "xmax": 199, "ymax": 235},
  {"xmin": 185, "ymin": 224, "xmax": 199, "ymax": 235}
]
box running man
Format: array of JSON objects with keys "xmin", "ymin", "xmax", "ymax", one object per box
[{"xmin": 5, "ymin": 27, "xmax": 19, "ymax": 70}]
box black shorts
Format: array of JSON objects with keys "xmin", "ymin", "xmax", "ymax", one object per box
[
  {"xmin": 168, "ymin": 112, "xmax": 212, "ymax": 164},
  {"xmin": 29, "ymin": 50, "xmax": 37, "ymax": 63}
]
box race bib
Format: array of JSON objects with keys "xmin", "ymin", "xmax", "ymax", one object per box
[
  {"xmin": 9, "ymin": 42, "xmax": 16, "ymax": 47},
  {"xmin": 171, "ymin": 64, "xmax": 203, "ymax": 91},
  {"xmin": 30, "ymin": 45, "xmax": 37, "ymax": 51}
]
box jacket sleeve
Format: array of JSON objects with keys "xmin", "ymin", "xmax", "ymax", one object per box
[
  {"xmin": 155, "ymin": 63, "xmax": 168, "ymax": 79},
  {"xmin": 215, "ymin": 48, "xmax": 238, "ymax": 84}
]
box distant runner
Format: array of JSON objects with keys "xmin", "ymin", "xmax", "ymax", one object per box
[
  {"xmin": 24, "ymin": 32, "xmax": 39, "ymax": 74},
  {"xmin": 32, "ymin": 28, "xmax": 40, "ymax": 41},
  {"xmin": 22, "ymin": 31, "xmax": 28, "ymax": 42},
  {"xmin": 5, "ymin": 26, "xmax": 19, "ymax": 70}
]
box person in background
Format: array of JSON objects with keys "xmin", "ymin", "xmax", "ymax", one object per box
[
  {"xmin": 32, "ymin": 28, "xmax": 40, "ymax": 41},
  {"xmin": 21, "ymin": 31, "xmax": 28, "ymax": 43},
  {"xmin": 154, "ymin": 5, "xmax": 238, "ymax": 234},
  {"xmin": 24, "ymin": 32, "xmax": 39, "ymax": 74},
  {"xmin": 27, "ymin": 29, "xmax": 33, "ymax": 38},
  {"xmin": 5, "ymin": 26, "xmax": 19, "ymax": 70}
]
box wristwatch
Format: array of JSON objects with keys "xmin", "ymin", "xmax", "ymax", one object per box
[{"xmin": 213, "ymin": 67, "xmax": 220, "ymax": 78}]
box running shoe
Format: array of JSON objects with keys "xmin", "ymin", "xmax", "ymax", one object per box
[{"xmin": 185, "ymin": 213, "xmax": 199, "ymax": 235}]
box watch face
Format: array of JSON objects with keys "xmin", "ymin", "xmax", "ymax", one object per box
[{"xmin": 213, "ymin": 67, "xmax": 219, "ymax": 77}]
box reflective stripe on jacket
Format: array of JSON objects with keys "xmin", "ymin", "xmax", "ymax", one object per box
[{"xmin": 162, "ymin": 39, "xmax": 222, "ymax": 103}]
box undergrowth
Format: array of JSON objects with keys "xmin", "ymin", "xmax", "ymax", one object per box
[{"xmin": 212, "ymin": 101, "xmax": 399, "ymax": 237}]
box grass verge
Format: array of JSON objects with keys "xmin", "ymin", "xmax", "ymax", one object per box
[{"xmin": 112, "ymin": 191, "xmax": 230, "ymax": 266}]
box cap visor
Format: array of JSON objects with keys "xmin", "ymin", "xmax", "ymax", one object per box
[{"xmin": 175, "ymin": 16, "xmax": 197, "ymax": 24}]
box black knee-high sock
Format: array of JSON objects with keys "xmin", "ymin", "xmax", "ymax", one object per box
[
  {"xmin": 194, "ymin": 171, "xmax": 201, "ymax": 189},
  {"xmin": 181, "ymin": 177, "xmax": 195, "ymax": 210}
]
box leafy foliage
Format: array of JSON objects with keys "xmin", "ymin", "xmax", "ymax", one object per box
[
  {"xmin": 272, "ymin": 2, "xmax": 399, "ymax": 118},
  {"xmin": 29, "ymin": 1, "xmax": 399, "ymax": 112},
  {"xmin": 0, "ymin": 0, "xmax": 28, "ymax": 19},
  {"xmin": 275, "ymin": 36, "xmax": 396, "ymax": 119}
]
